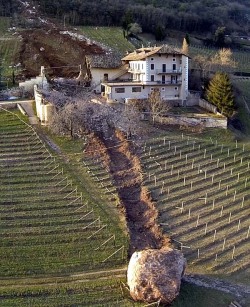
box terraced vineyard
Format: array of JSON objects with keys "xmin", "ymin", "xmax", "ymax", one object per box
[
  {"xmin": 141, "ymin": 133, "xmax": 250, "ymax": 284},
  {"xmin": 0, "ymin": 17, "xmax": 21, "ymax": 85},
  {"xmin": 189, "ymin": 45, "xmax": 250, "ymax": 74},
  {"xmin": 0, "ymin": 109, "xmax": 137, "ymax": 306},
  {"xmin": 233, "ymin": 79, "xmax": 250, "ymax": 101},
  {"xmin": 79, "ymin": 26, "xmax": 135, "ymax": 54}
]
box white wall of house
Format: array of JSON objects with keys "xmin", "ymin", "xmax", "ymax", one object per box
[
  {"xmin": 180, "ymin": 55, "xmax": 189, "ymax": 105},
  {"xmin": 91, "ymin": 67, "xmax": 130, "ymax": 93},
  {"xmin": 107, "ymin": 84, "xmax": 148, "ymax": 101},
  {"xmin": 19, "ymin": 76, "xmax": 48, "ymax": 93},
  {"xmin": 19, "ymin": 67, "xmax": 48, "ymax": 93},
  {"xmin": 101, "ymin": 51, "xmax": 188, "ymax": 103},
  {"xmin": 105, "ymin": 84, "xmax": 182, "ymax": 102},
  {"xmin": 145, "ymin": 54, "xmax": 182, "ymax": 81}
]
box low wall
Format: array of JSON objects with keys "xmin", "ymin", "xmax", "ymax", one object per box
[
  {"xmin": 155, "ymin": 114, "xmax": 227, "ymax": 129},
  {"xmin": 34, "ymin": 85, "xmax": 54, "ymax": 125},
  {"xmin": 186, "ymin": 95, "xmax": 218, "ymax": 114},
  {"xmin": 17, "ymin": 103, "xmax": 27, "ymax": 115},
  {"xmin": 198, "ymin": 99, "xmax": 217, "ymax": 114},
  {"xmin": 0, "ymin": 102, "xmax": 17, "ymax": 109}
]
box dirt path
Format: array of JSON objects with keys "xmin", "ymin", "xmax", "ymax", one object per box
[{"xmin": 86, "ymin": 130, "xmax": 170, "ymax": 256}]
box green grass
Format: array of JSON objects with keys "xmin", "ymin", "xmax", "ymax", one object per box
[
  {"xmin": 233, "ymin": 79, "xmax": 250, "ymax": 101},
  {"xmin": 1, "ymin": 109, "xmax": 248, "ymax": 306},
  {"xmin": 171, "ymin": 281, "xmax": 234, "ymax": 307},
  {"xmin": 0, "ymin": 17, "xmax": 11, "ymax": 35},
  {"xmin": 0, "ymin": 109, "xmax": 134, "ymax": 305},
  {"xmin": 0, "ymin": 17, "xmax": 21, "ymax": 85},
  {"xmin": 141, "ymin": 131, "xmax": 250, "ymax": 285},
  {"xmin": 232, "ymin": 79, "xmax": 250, "ymax": 136},
  {"xmin": 0, "ymin": 111, "xmax": 128, "ymax": 277},
  {"xmin": 78, "ymin": 26, "xmax": 135, "ymax": 54},
  {"xmin": 42, "ymin": 130, "xmax": 128, "ymax": 234},
  {"xmin": 0, "ymin": 278, "xmax": 141, "ymax": 307}
]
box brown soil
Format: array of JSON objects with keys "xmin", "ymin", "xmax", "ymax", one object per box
[
  {"xmin": 18, "ymin": 28, "xmax": 105, "ymax": 78},
  {"xmin": 16, "ymin": 0, "xmax": 105, "ymax": 79},
  {"xmin": 85, "ymin": 130, "xmax": 171, "ymax": 256}
]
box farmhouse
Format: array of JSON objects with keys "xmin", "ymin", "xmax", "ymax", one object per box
[
  {"xmin": 85, "ymin": 52, "xmax": 130, "ymax": 93},
  {"xmin": 99, "ymin": 45, "xmax": 189, "ymax": 105}
]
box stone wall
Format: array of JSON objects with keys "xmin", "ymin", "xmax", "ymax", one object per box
[
  {"xmin": 0, "ymin": 102, "xmax": 17, "ymax": 109},
  {"xmin": 187, "ymin": 94, "xmax": 218, "ymax": 114},
  {"xmin": 19, "ymin": 66, "xmax": 48, "ymax": 94},
  {"xmin": 34, "ymin": 85, "xmax": 54, "ymax": 125},
  {"xmin": 155, "ymin": 114, "xmax": 227, "ymax": 129},
  {"xmin": 198, "ymin": 99, "xmax": 217, "ymax": 114}
]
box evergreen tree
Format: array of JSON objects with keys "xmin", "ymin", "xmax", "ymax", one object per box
[
  {"xmin": 121, "ymin": 10, "xmax": 133, "ymax": 38},
  {"xmin": 205, "ymin": 72, "xmax": 234, "ymax": 117},
  {"xmin": 154, "ymin": 24, "xmax": 166, "ymax": 41},
  {"xmin": 214, "ymin": 26, "xmax": 226, "ymax": 47},
  {"xmin": 185, "ymin": 33, "xmax": 190, "ymax": 45}
]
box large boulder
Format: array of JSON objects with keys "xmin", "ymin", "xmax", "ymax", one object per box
[{"xmin": 127, "ymin": 248, "xmax": 186, "ymax": 304}]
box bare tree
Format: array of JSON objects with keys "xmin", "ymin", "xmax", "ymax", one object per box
[
  {"xmin": 192, "ymin": 54, "xmax": 212, "ymax": 80},
  {"xmin": 181, "ymin": 37, "xmax": 189, "ymax": 55},
  {"xmin": 48, "ymin": 92, "xmax": 143, "ymax": 141},
  {"xmin": 147, "ymin": 89, "xmax": 171, "ymax": 124},
  {"xmin": 211, "ymin": 48, "xmax": 237, "ymax": 72},
  {"xmin": 113, "ymin": 103, "xmax": 142, "ymax": 138}
]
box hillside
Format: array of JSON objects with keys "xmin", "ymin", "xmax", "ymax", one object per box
[{"xmin": 25, "ymin": 0, "xmax": 250, "ymax": 37}]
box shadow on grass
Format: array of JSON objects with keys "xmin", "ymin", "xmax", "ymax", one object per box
[{"xmin": 171, "ymin": 280, "xmax": 234, "ymax": 307}]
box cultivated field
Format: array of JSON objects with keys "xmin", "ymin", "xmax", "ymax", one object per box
[
  {"xmin": 0, "ymin": 17, "xmax": 11, "ymax": 35},
  {"xmin": 0, "ymin": 109, "xmax": 241, "ymax": 306},
  {"xmin": 189, "ymin": 45, "xmax": 250, "ymax": 74},
  {"xmin": 0, "ymin": 17, "xmax": 21, "ymax": 84},
  {"xmin": 233, "ymin": 79, "xmax": 250, "ymax": 102},
  {"xmin": 79, "ymin": 26, "xmax": 135, "ymax": 54},
  {"xmin": 141, "ymin": 132, "xmax": 250, "ymax": 285},
  {"xmin": 0, "ymin": 109, "xmax": 136, "ymax": 306}
]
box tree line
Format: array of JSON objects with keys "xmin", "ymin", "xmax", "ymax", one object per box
[{"xmin": 27, "ymin": 0, "xmax": 249, "ymax": 38}]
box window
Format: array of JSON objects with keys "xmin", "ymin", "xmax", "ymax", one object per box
[
  {"xmin": 132, "ymin": 87, "xmax": 141, "ymax": 92},
  {"xmin": 175, "ymin": 87, "xmax": 178, "ymax": 91},
  {"xmin": 150, "ymin": 88, "xmax": 154, "ymax": 91},
  {"xmin": 151, "ymin": 75, "xmax": 155, "ymax": 81},
  {"xmin": 161, "ymin": 87, "xmax": 165, "ymax": 91},
  {"xmin": 115, "ymin": 87, "xmax": 125, "ymax": 93},
  {"xmin": 151, "ymin": 63, "xmax": 154, "ymax": 70},
  {"xmin": 173, "ymin": 64, "xmax": 176, "ymax": 71},
  {"xmin": 103, "ymin": 73, "xmax": 108, "ymax": 81},
  {"xmin": 173, "ymin": 58, "xmax": 176, "ymax": 62},
  {"xmin": 162, "ymin": 64, "xmax": 166, "ymax": 72},
  {"xmin": 151, "ymin": 58, "xmax": 154, "ymax": 61}
]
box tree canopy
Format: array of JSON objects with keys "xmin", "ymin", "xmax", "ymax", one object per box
[
  {"xmin": 23, "ymin": 0, "xmax": 250, "ymax": 37},
  {"xmin": 205, "ymin": 72, "xmax": 234, "ymax": 117}
]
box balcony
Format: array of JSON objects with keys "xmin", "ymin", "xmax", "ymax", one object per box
[
  {"xmin": 156, "ymin": 68, "xmax": 182, "ymax": 74},
  {"xmin": 156, "ymin": 80, "xmax": 182, "ymax": 85},
  {"xmin": 101, "ymin": 79, "xmax": 182, "ymax": 86}
]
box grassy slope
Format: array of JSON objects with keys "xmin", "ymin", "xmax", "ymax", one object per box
[
  {"xmin": 43, "ymin": 122, "xmax": 239, "ymax": 307},
  {"xmin": 79, "ymin": 26, "xmax": 136, "ymax": 54},
  {"xmin": 0, "ymin": 17, "xmax": 21, "ymax": 83},
  {"xmin": 0, "ymin": 109, "xmax": 134, "ymax": 306},
  {"xmin": 141, "ymin": 128, "xmax": 250, "ymax": 282}
]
